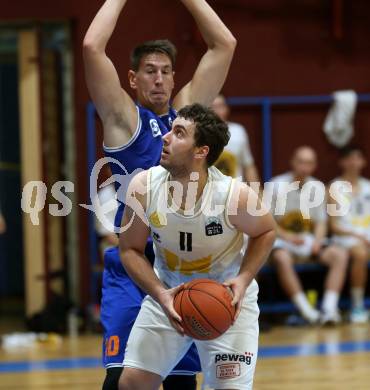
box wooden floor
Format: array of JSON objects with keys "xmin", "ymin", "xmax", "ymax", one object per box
[{"xmin": 1, "ymin": 322, "xmax": 370, "ymax": 389}]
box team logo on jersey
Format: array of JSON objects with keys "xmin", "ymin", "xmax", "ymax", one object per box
[
  {"xmin": 168, "ymin": 116, "xmax": 173, "ymax": 128},
  {"xmin": 149, "ymin": 211, "xmax": 167, "ymax": 228},
  {"xmin": 149, "ymin": 119, "xmax": 162, "ymax": 137},
  {"xmin": 205, "ymin": 217, "xmax": 223, "ymax": 236},
  {"xmin": 215, "ymin": 351, "xmax": 253, "ymax": 365}
]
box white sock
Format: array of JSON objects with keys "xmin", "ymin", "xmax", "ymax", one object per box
[
  {"xmin": 292, "ymin": 292, "xmax": 319, "ymax": 322},
  {"xmin": 322, "ymin": 290, "xmax": 339, "ymax": 314},
  {"xmin": 351, "ymin": 287, "xmax": 365, "ymax": 309}
]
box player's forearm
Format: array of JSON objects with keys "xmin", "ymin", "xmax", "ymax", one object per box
[
  {"xmin": 181, "ymin": 0, "xmax": 236, "ymax": 50},
  {"xmin": 238, "ymin": 229, "xmax": 276, "ymax": 285},
  {"xmin": 83, "ymin": 0, "xmax": 128, "ymax": 52},
  {"xmin": 120, "ymin": 248, "xmax": 166, "ymax": 301}
]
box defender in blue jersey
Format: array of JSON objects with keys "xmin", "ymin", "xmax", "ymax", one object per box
[{"xmin": 83, "ymin": 1, "xmax": 236, "ymax": 388}]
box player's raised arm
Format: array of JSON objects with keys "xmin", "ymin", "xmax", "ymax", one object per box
[
  {"xmin": 83, "ymin": 0, "xmax": 137, "ymax": 147},
  {"xmin": 173, "ymin": 0, "xmax": 237, "ymax": 109}
]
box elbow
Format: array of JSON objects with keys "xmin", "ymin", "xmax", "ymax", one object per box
[
  {"xmin": 120, "ymin": 246, "xmax": 130, "ymax": 267},
  {"xmin": 227, "ymin": 34, "xmax": 237, "ymax": 51},
  {"xmin": 120, "ymin": 247, "xmax": 130, "ymax": 266},
  {"xmin": 271, "ymin": 227, "xmax": 277, "ymax": 243},
  {"xmin": 120, "ymin": 247, "xmax": 138, "ymax": 270},
  {"xmin": 265, "ymin": 221, "xmax": 277, "ymax": 246},
  {"xmin": 82, "ymin": 36, "xmax": 103, "ymax": 55},
  {"xmin": 211, "ymin": 31, "xmax": 237, "ymax": 53},
  {"xmin": 221, "ymin": 32, "xmax": 237, "ymax": 52}
]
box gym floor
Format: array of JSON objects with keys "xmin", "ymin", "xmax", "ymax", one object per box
[{"xmin": 1, "ymin": 321, "xmax": 369, "ymax": 389}]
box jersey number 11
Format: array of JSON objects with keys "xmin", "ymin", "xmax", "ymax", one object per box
[{"xmin": 179, "ymin": 231, "xmax": 192, "ymax": 252}]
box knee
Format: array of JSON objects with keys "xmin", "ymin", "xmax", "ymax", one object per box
[
  {"xmin": 352, "ymin": 244, "xmax": 369, "ymax": 263},
  {"xmin": 118, "ymin": 380, "xmax": 129, "ymax": 390},
  {"xmin": 327, "ymin": 246, "xmax": 349, "ymax": 268},
  {"xmin": 118, "ymin": 375, "xmax": 134, "ymax": 390},
  {"xmin": 272, "ymin": 250, "xmax": 293, "ymax": 268},
  {"xmin": 118, "ymin": 370, "xmax": 158, "ymax": 390}
]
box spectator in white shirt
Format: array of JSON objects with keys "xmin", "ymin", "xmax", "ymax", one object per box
[
  {"xmin": 269, "ymin": 146, "xmax": 348, "ymax": 325},
  {"xmin": 329, "ymin": 145, "xmax": 370, "ymax": 323},
  {"xmin": 211, "ymin": 94, "xmax": 259, "ymax": 183}
]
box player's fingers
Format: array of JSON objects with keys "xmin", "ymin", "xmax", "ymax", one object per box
[
  {"xmin": 170, "ymin": 317, "xmax": 184, "ymax": 336},
  {"xmin": 223, "ymin": 279, "xmax": 235, "ymax": 288},
  {"xmin": 168, "ymin": 304, "xmax": 182, "ymax": 323},
  {"xmin": 233, "ymin": 301, "xmax": 242, "ymax": 323},
  {"xmin": 223, "ymin": 281, "xmax": 236, "ymax": 297},
  {"xmin": 231, "ymin": 288, "xmax": 240, "ymax": 306},
  {"xmin": 171, "ymin": 283, "xmax": 185, "ymax": 296}
]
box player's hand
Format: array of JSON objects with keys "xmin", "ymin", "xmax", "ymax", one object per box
[
  {"xmin": 223, "ymin": 276, "xmax": 248, "ymax": 323},
  {"xmin": 157, "ymin": 284, "xmax": 185, "ymax": 336},
  {"xmin": 311, "ymin": 240, "xmax": 322, "ymax": 256},
  {"xmin": 286, "ymin": 233, "xmax": 304, "ymax": 246}
]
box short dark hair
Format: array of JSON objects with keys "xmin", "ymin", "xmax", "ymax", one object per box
[
  {"xmin": 130, "ymin": 39, "xmax": 177, "ymax": 71},
  {"xmin": 177, "ymin": 103, "xmax": 230, "ymax": 167},
  {"xmin": 339, "ymin": 144, "xmax": 364, "ymax": 159}
]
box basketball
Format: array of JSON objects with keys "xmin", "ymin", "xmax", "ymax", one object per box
[{"xmin": 174, "ymin": 278, "xmax": 236, "ymax": 340}]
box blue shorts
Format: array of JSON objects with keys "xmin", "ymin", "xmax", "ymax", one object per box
[{"xmin": 101, "ymin": 246, "xmax": 201, "ymax": 375}]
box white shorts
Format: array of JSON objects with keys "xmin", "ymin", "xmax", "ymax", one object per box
[
  {"xmin": 331, "ymin": 235, "xmax": 367, "ymax": 250},
  {"xmin": 123, "ymin": 279, "xmax": 260, "ymax": 390},
  {"xmin": 273, "ymin": 234, "xmax": 315, "ymax": 258}
]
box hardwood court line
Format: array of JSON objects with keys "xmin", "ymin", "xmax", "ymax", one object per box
[
  {"xmin": 0, "ymin": 357, "xmax": 100, "ymax": 373},
  {"xmin": 2, "ymin": 338, "xmax": 370, "ymax": 373}
]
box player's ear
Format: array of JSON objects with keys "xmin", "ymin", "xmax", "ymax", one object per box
[
  {"xmin": 128, "ymin": 70, "xmax": 137, "ymax": 90},
  {"xmin": 194, "ymin": 145, "xmax": 209, "ymax": 161},
  {"xmin": 170, "ymin": 71, "xmax": 175, "ymax": 90}
]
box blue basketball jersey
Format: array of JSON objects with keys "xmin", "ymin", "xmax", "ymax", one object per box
[{"xmin": 104, "ymin": 104, "xmax": 177, "ymax": 228}]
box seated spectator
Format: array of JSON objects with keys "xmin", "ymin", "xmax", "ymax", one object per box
[
  {"xmin": 269, "ymin": 146, "xmax": 348, "ymax": 324},
  {"xmin": 211, "ymin": 94, "xmax": 259, "ymax": 183},
  {"xmin": 329, "ymin": 145, "xmax": 370, "ymax": 323},
  {"xmin": 212, "ymin": 95, "xmax": 260, "ymax": 253}
]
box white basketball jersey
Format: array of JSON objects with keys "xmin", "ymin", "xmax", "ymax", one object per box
[
  {"xmin": 333, "ymin": 177, "xmax": 370, "ymax": 238},
  {"xmin": 146, "ymin": 166, "xmax": 244, "ymax": 288}
]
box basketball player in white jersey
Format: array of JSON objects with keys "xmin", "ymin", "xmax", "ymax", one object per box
[
  {"xmin": 118, "ymin": 104, "xmax": 276, "ymax": 390},
  {"xmin": 330, "ymin": 145, "xmax": 370, "ymax": 323}
]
